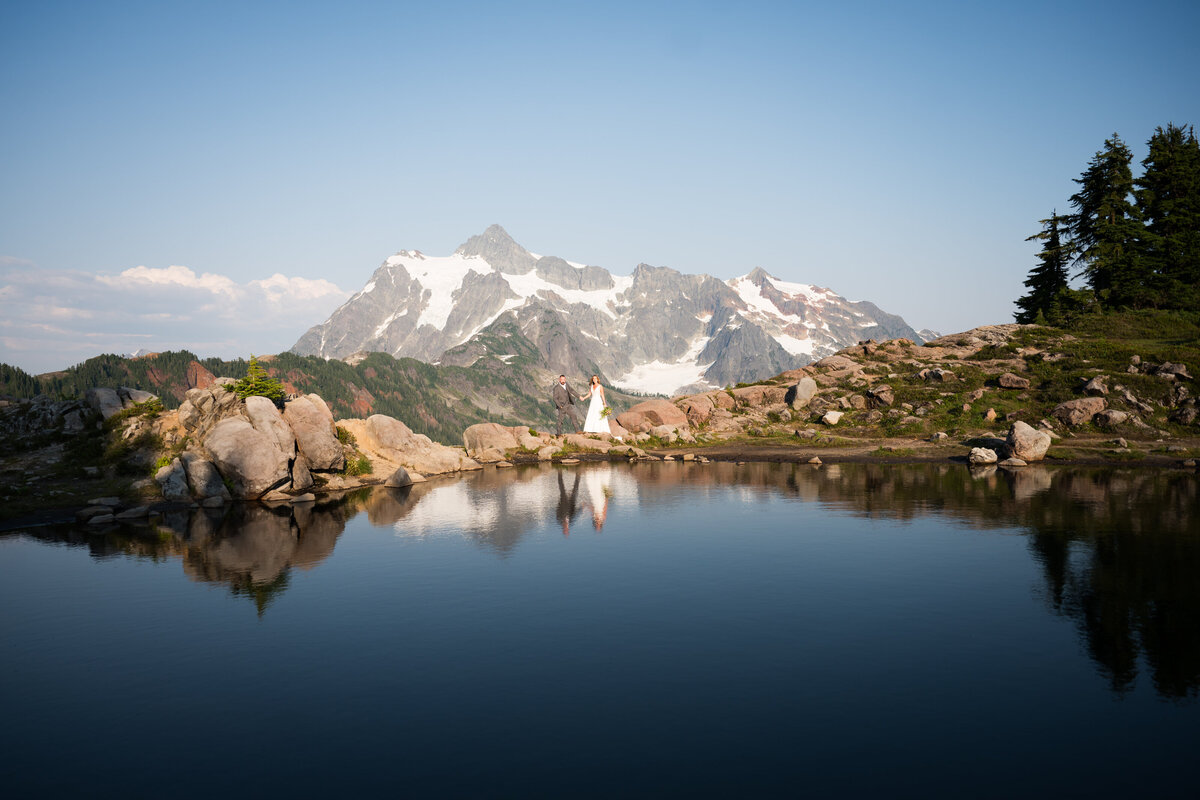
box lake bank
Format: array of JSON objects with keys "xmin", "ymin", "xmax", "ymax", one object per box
[{"xmin": 4, "ymin": 430, "xmax": 1197, "ymax": 532}]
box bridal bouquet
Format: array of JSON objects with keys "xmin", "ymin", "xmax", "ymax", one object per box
[{"xmin": 601, "ymin": 406, "xmax": 612, "ymax": 418}]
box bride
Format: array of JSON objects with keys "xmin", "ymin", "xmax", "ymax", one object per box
[{"xmin": 580, "ymin": 374, "xmax": 612, "ymax": 435}]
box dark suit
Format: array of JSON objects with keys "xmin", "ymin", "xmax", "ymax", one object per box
[{"xmin": 552, "ymin": 380, "xmax": 581, "ymax": 435}]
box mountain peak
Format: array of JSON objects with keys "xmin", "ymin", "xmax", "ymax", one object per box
[
  {"xmin": 745, "ymin": 267, "xmax": 773, "ymax": 285},
  {"xmin": 455, "ymin": 224, "xmax": 537, "ymax": 274}
]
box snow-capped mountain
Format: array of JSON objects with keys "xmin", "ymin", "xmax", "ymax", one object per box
[{"xmin": 291, "ymin": 225, "xmax": 922, "ymax": 396}]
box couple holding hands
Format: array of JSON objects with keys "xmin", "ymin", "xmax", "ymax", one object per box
[{"xmin": 551, "ymin": 374, "xmax": 612, "ymax": 436}]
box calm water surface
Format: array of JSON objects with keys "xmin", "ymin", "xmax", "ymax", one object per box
[{"xmin": 2, "ymin": 462, "xmax": 1198, "ymax": 797}]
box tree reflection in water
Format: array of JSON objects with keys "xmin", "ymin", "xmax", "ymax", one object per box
[{"xmin": 11, "ymin": 461, "xmax": 1198, "ymax": 698}]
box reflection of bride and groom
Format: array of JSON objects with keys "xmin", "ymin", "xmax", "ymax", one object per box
[
  {"xmin": 551, "ymin": 374, "xmax": 612, "ymax": 437},
  {"xmin": 555, "ymin": 467, "xmax": 611, "ymax": 536}
]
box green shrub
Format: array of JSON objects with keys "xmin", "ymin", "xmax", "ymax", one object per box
[
  {"xmin": 335, "ymin": 425, "xmax": 357, "ymax": 445},
  {"xmin": 342, "ymin": 454, "xmax": 372, "ymax": 476}
]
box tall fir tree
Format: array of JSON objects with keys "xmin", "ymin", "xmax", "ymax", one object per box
[
  {"xmin": 1135, "ymin": 123, "xmax": 1200, "ymax": 309},
  {"xmin": 232, "ymin": 355, "xmax": 285, "ymax": 402},
  {"xmin": 1069, "ymin": 133, "xmax": 1148, "ymax": 307},
  {"xmin": 1015, "ymin": 211, "xmax": 1074, "ymax": 323}
]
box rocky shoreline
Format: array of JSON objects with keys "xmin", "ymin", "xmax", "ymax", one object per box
[{"xmin": 2, "ymin": 323, "xmax": 1197, "ymax": 531}]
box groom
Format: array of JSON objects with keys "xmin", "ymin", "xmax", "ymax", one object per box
[{"xmin": 551, "ymin": 374, "xmax": 582, "ymax": 436}]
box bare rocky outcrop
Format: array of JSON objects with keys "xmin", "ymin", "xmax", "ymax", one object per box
[
  {"xmin": 349, "ymin": 414, "xmax": 479, "ymax": 475},
  {"xmin": 177, "ymin": 380, "xmax": 242, "ymax": 441}
]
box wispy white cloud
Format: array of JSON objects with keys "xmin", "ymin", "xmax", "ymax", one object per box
[{"xmin": 0, "ymin": 261, "xmax": 349, "ymax": 374}]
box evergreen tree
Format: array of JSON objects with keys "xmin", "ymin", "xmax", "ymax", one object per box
[
  {"xmin": 232, "ymin": 355, "xmax": 285, "ymax": 402},
  {"xmin": 1136, "ymin": 123, "xmax": 1200, "ymax": 308},
  {"xmin": 1069, "ymin": 133, "xmax": 1148, "ymax": 307},
  {"xmin": 1016, "ymin": 211, "xmax": 1074, "ymax": 323}
]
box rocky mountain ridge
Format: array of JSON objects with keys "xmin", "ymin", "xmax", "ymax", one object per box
[{"xmin": 292, "ymin": 225, "xmax": 924, "ymax": 396}]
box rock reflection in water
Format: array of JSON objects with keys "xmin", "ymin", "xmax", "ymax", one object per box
[{"xmin": 157, "ymin": 496, "xmax": 357, "ymax": 615}]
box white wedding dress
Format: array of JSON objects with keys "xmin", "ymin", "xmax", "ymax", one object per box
[{"xmin": 582, "ymin": 385, "xmax": 609, "ymax": 434}]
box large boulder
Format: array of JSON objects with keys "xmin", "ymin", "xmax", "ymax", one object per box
[
  {"xmin": 463, "ymin": 422, "xmax": 520, "ymax": 457},
  {"xmin": 245, "ymin": 395, "xmax": 296, "ymax": 457},
  {"xmin": 290, "ymin": 453, "xmax": 314, "ymax": 491},
  {"xmin": 283, "ymin": 395, "xmax": 343, "ymax": 471},
  {"xmin": 677, "ymin": 394, "xmax": 715, "ymax": 425},
  {"xmin": 969, "ymin": 447, "xmax": 998, "ymax": 465},
  {"xmin": 998, "ymin": 373, "xmax": 1030, "ymax": 390},
  {"xmin": 85, "ymin": 387, "xmax": 125, "ymax": 420},
  {"xmin": 385, "ymin": 466, "xmax": 414, "ymax": 488},
  {"xmin": 1005, "ymin": 421, "xmax": 1051, "ymax": 463},
  {"xmin": 729, "ymin": 385, "xmax": 788, "ymax": 406},
  {"xmin": 709, "ymin": 391, "xmax": 736, "ymax": 411},
  {"xmin": 180, "ymin": 451, "xmax": 231, "ymax": 500},
  {"xmin": 866, "ymin": 384, "xmax": 894, "ymax": 408},
  {"xmin": 155, "ymin": 457, "xmax": 191, "ymax": 501},
  {"xmin": 204, "ymin": 418, "xmax": 290, "ymax": 498},
  {"xmin": 1154, "ymin": 362, "xmax": 1192, "ymax": 380},
  {"xmin": 785, "ymin": 377, "xmax": 819, "ymax": 409},
  {"xmin": 1094, "ymin": 409, "xmax": 1130, "ymax": 428},
  {"xmin": 1052, "ymin": 397, "xmax": 1107, "ymax": 427},
  {"xmin": 360, "ymin": 414, "xmax": 477, "ymax": 475},
  {"xmin": 616, "ymin": 399, "xmax": 689, "ymax": 433}
]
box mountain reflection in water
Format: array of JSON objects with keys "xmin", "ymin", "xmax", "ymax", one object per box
[{"xmin": 12, "ymin": 461, "xmax": 1199, "ymax": 699}]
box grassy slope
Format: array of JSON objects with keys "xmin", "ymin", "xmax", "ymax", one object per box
[{"xmin": 712, "ymin": 310, "xmax": 1200, "ymax": 457}]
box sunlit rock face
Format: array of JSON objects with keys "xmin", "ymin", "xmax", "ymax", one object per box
[{"xmin": 292, "ymin": 225, "xmax": 923, "ymax": 396}]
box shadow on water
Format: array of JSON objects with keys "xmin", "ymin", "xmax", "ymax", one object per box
[{"xmin": 7, "ymin": 461, "xmax": 1199, "ymax": 698}]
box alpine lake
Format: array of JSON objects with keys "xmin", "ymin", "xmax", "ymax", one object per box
[{"xmin": 2, "ymin": 460, "xmax": 1198, "ymax": 798}]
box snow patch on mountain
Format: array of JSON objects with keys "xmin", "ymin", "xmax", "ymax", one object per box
[
  {"xmin": 774, "ymin": 333, "xmax": 816, "ymax": 356},
  {"xmin": 503, "ymin": 269, "xmax": 633, "ymax": 320},
  {"xmin": 614, "ymin": 335, "xmax": 714, "ymax": 396}
]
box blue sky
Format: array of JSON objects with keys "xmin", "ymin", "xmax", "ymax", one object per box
[{"xmin": 2, "ymin": 0, "xmax": 1197, "ymax": 372}]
